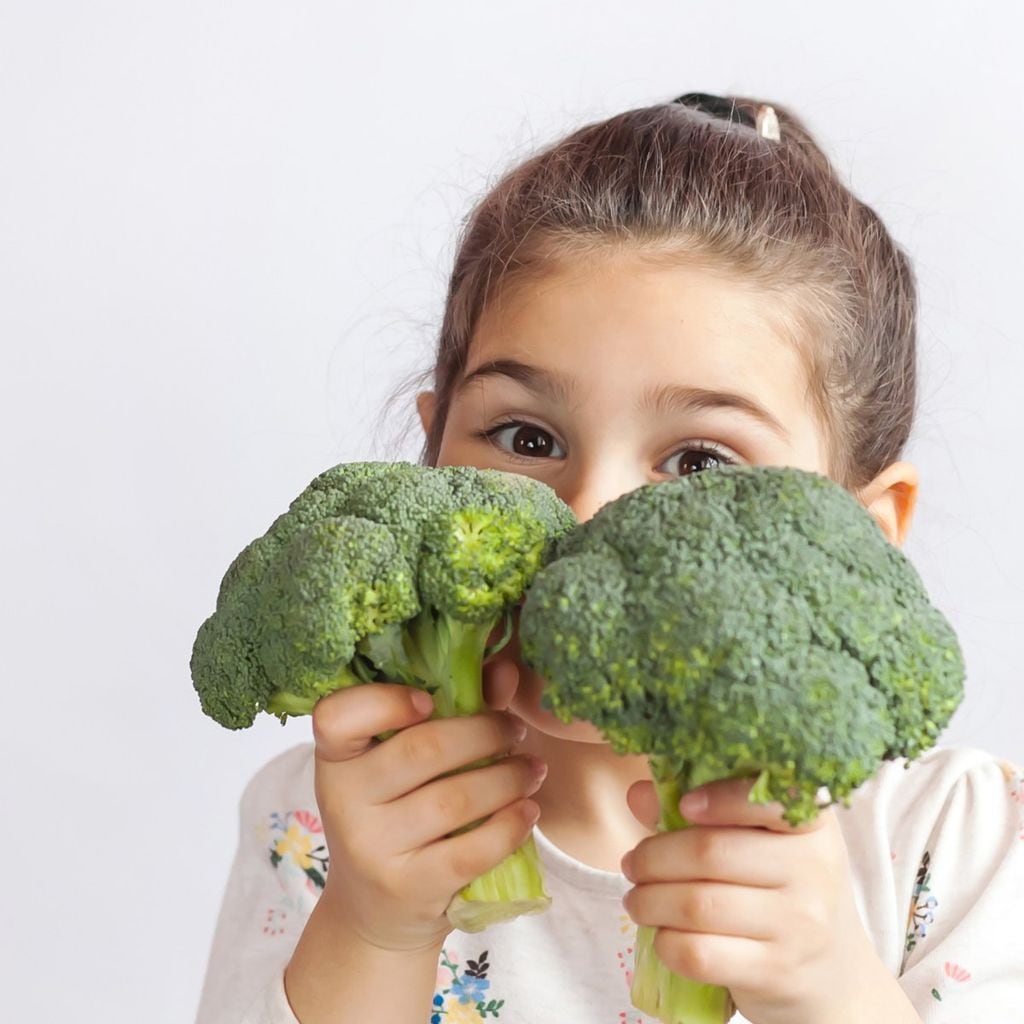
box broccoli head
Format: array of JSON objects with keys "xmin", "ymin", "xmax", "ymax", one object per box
[
  {"xmin": 190, "ymin": 460, "xmax": 576, "ymax": 931},
  {"xmin": 519, "ymin": 464, "xmax": 965, "ymax": 1024}
]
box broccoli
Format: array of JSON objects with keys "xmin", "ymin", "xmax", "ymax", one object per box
[
  {"xmin": 518, "ymin": 465, "xmax": 964, "ymax": 1024},
  {"xmin": 191, "ymin": 461, "xmax": 577, "ymax": 931}
]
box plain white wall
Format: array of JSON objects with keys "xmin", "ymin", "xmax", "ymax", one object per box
[{"xmin": 2, "ymin": 1, "xmax": 1021, "ymax": 1018}]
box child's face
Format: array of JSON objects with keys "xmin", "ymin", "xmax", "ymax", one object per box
[{"xmin": 421, "ymin": 249, "xmax": 833, "ymax": 740}]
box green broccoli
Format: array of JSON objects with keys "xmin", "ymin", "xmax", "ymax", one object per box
[
  {"xmin": 191, "ymin": 461, "xmax": 577, "ymax": 931},
  {"xmin": 518, "ymin": 465, "xmax": 964, "ymax": 1024}
]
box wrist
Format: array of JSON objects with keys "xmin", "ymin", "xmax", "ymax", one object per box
[
  {"xmin": 285, "ymin": 898, "xmax": 447, "ymax": 1024},
  {"xmin": 319, "ymin": 880, "xmax": 450, "ymax": 955},
  {"xmin": 803, "ymin": 943, "xmax": 921, "ymax": 1024}
]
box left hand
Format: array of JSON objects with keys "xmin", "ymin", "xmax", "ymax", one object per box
[{"xmin": 621, "ymin": 777, "xmax": 890, "ymax": 1024}]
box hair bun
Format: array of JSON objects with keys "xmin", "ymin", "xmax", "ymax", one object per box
[{"xmin": 671, "ymin": 92, "xmax": 756, "ymax": 129}]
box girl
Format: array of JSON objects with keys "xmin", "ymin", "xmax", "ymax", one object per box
[{"xmin": 196, "ymin": 94, "xmax": 1022, "ymax": 1023}]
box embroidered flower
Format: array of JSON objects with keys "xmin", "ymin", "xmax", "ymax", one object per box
[
  {"xmin": 432, "ymin": 948, "xmax": 504, "ymax": 1019},
  {"xmin": 442, "ymin": 1000, "xmax": 486, "ymax": 1023},
  {"xmin": 260, "ymin": 809, "xmax": 330, "ymax": 938},
  {"xmin": 268, "ymin": 810, "xmax": 329, "ymax": 891},
  {"xmin": 904, "ymin": 850, "xmax": 937, "ymax": 955},
  {"xmin": 944, "ymin": 961, "xmax": 971, "ymax": 983},
  {"xmin": 275, "ymin": 824, "xmax": 316, "ymax": 871},
  {"xmin": 436, "ymin": 950, "xmax": 459, "ymax": 988},
  {"xmin": 292, "ymin": 809, "xmax": 324, "ymax": 833},
  {"xmin": 931, "ymin": 959, "xmax": 972, "ymax": 1001},
  {"xmin": 451, "ymin": 975, "xmax": 490, "ymax": 1004}
]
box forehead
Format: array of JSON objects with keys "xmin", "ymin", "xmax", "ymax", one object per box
[{"xmin": 470, "ymin": 250, "xmax": 809, "ymax": 402}]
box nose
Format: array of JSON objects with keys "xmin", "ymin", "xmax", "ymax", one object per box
[{"xmin": 562, "ymin": 462, "xmax": 648, "ymax": 524}]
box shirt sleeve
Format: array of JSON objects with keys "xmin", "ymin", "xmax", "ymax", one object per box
[
  {"xmin": 897, "ymin": 753, "xmax": 1024, "ymax": 1017},
  {"xmin": 196, "ymin": 745, "xmax": 319, "ymax": 1024}
]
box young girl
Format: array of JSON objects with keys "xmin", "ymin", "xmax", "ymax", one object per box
[{"xmin": 196, "ymin": 94, "xmax": 1022, "ymax": 1023}]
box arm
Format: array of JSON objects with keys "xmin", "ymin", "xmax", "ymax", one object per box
[
  {"xmin": 284, "ymin": 901, "xmax": 442, "ymax": 1024},
  {"xmin": 813, "ymin": 936, "xmax": 922, "ymax": 1024}
]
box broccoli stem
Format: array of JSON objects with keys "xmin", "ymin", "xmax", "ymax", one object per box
[
  {"xmin": 631, "ymin": 754, "xmax": 734, "ymax": 1024},
  {"xmin": 402, "ymin": 609, "xmax": 551, "ymax": 930},
  {"xmin": 436, "ymin": 616, "xmax": 493, "ymax": 718},
  {"xmin": 631, "ymin": 924, "xmax": 733, "ymax": 1024},
  {"xmin": 445, "ymin": 831, "xmax": 552, "ymax": 933}
]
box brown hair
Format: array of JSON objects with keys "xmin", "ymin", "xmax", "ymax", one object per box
[{"xmin": 416, "ymin": 94, "xmax": 917, "ymax": 492}]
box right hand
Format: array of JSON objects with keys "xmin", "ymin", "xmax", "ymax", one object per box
[{"xmin": 310, "ymin": 681, "xmax": 546, "ymax": 954}]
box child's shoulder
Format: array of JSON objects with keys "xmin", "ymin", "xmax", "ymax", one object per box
[
  {"xmin": 868, "ymin": 744, "xmax": 1019, "ymax": 808},
  {"xmin": 238, "ymin": 741, "xmax": 316, "ymax": 816},
  {"xmin": 840, "ymin": 744, "xmax": 1023, "ymax": 853}
]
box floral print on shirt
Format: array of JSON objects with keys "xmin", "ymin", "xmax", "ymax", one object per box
[
  {"xmin": 903, "ymin": 849, "xmax": 937, "ymax": 957},
  {"xmin": 929, "ymin": 960, "xmax": 972, "ymax": 1001},
  {"xmin": 432, "ymin": 948, "xmax": 505, "ymax": 1021},
  {"xmin": 258, "ymin": 809, "xmax": 329, "ymax": 938},
  {"xmin": 998, "ymin": 760, "xmax": 1024, "ymax": 841},
  {"xmin": 614, "ymin": 912, "xmax": 649, "ymax": 1024}
]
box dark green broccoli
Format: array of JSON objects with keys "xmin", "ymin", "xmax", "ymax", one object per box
[
  {"xmin": 518, "ymin": 465, "xmax": 964, "ymax": 1024},
  {"xmin": 191, "ymin": 460, "xmax": 577, "ymax": 931}
]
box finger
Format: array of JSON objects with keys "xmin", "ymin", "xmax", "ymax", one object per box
[
  {"xmin": 393, "ymin": 754, "xmax": 547, "ymax": 852},
  {"xmin": 623, "ymin": 881, "xmax": 779, "ymax": 940},
  {"xmin": 358, "ymin": 711, "xmax": 528, "ymax": 804},
  {"xmin": 416, "ymin": 798, "xmax": 542, "ymax": 894},
  {"xmin": 653, "ymin": 929, "xmax": 768, "ymax": 991},
  {"xmin": 626, "ymin": 779, "xmax": 661, "ymax": 831},
  {"xmin": 312, "ymin": 684, "xmax": 433, "ymax": 763},
  {"xmin": 482, "ymin": 655, "xmax": 520, "ymax": 711},
  {"xmin": 624, "ymin": 827, "xmax": 790, "ymax": 888},
  {"xmin": 679, "ymin": 777, "xmax": 828, "ymax": 834}
]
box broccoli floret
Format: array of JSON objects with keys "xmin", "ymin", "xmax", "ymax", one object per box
[
  {"xmin": 519, "ymin": 465, "xmax": 964, "ymax": 1024},
  {"xmin": 191, "ymin": 461, "xmax": 576, "ymax": 932},
  {"xmin": 257, "ymin": 516, "xmax": 421, "ymax": 715}
]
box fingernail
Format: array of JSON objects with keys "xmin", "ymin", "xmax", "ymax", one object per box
[
  {"xmin": 523, "ymin": 801, "xmax": 541, "ymax": 825},
  {"xmin": 411, "ymin": 690, "xmax": 433, "ymax": 715},
  {"xmin": 531, "ymin": 758, "xmax": 548, "ymax": 782},
  {"xmin": 512, "ymin": 717, "xmax": 528, "ymax": 743},
  {"xmin": 680, "ymin": 789, "xmax": 708, "ymax": 817}
]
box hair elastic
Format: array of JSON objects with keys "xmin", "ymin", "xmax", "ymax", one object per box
[{"xmin": 756, "ymin": 104, "xmax": 781, "ymax": 141}]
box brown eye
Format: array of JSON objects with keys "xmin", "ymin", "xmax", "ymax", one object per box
[
  {"xmin": 488, "ymin": 422, "xmax": 565, "ymax": 459},
  {"xmin": 660, "ymin": 446, "xmax": 734, "ymax": 477}
]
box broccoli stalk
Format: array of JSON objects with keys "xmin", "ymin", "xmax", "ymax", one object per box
[
  {"xmin": 520, "ymin": 465, "xmax": 964, "ymax": 1024},
  {"xmin": 626, "ymin": 755, "xmax": 735, "ymax": 1024},
  {"xmin": 369, "ymin": 612, "xmax": 500, "ymax": 717},
  {"xmin": 191, "ymin": 461, "xmax": 576, "ymax": 933}
]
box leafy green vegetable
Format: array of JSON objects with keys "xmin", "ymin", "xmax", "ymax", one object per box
[
  {"xmin": 191, "ymin": 461, "xmax": 577, "ymax": 931},
  {"xmin": 520, "ymin": 465, "xmax": 964, "ymax": 1024}
]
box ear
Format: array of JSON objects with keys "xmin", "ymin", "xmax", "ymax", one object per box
[
  {"xmin": 416, "ymin": 391, "xmax": 437, "ymax": 438},
  {"xmin": 857, "ymin": 460, "xmax": 919, "ymax": 548}
]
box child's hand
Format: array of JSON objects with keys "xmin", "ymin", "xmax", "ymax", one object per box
[
  {"xmin": 310, "ymin": 682, "xmax": 544, "ymax": 954},
  {"xmin": 621, "ymin": 777, "xmax": 899, "ymax": 1024}
]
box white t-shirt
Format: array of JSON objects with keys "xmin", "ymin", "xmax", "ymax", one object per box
[{"xmin": 196, "ymin": 744, "xmax": 1024, "ymax": 1022}]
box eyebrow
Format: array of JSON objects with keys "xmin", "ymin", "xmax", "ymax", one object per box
[
  {"xmin": 643, "ymin": 381, "xmax": 791, "ymax": 441},
  {"xmin": 458, "ymin": 358, "xmax": 790, "ymax": 441},
  {"xmin": 458, "ymin": 359, "xmax": 578, "ymax": 405}
]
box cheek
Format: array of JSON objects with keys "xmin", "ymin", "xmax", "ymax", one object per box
[{"xmin": 511, "ymin": 665, "xmax": 608, "ymax": 744}]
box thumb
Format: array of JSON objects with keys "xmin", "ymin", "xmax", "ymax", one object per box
[
  {"xmin": 626, "ymin": 778, "xmax": 661, "ymax": 831},
  {"xmin": 482, "ymin": 655, "xmax": 520, "ymax": 711},
  {"xmin": 311, "ymin": 683, "xmax": 433, "ymax": 763}
]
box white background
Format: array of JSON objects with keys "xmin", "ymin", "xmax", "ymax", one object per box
[{"xmin": 2, "ymin": 2, "xmax": 1021, "ymax": 1018}]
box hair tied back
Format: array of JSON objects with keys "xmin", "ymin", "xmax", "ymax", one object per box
[{"xmin": 672, "ymin": 91, "xmax": 781, "ymax": 141}]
